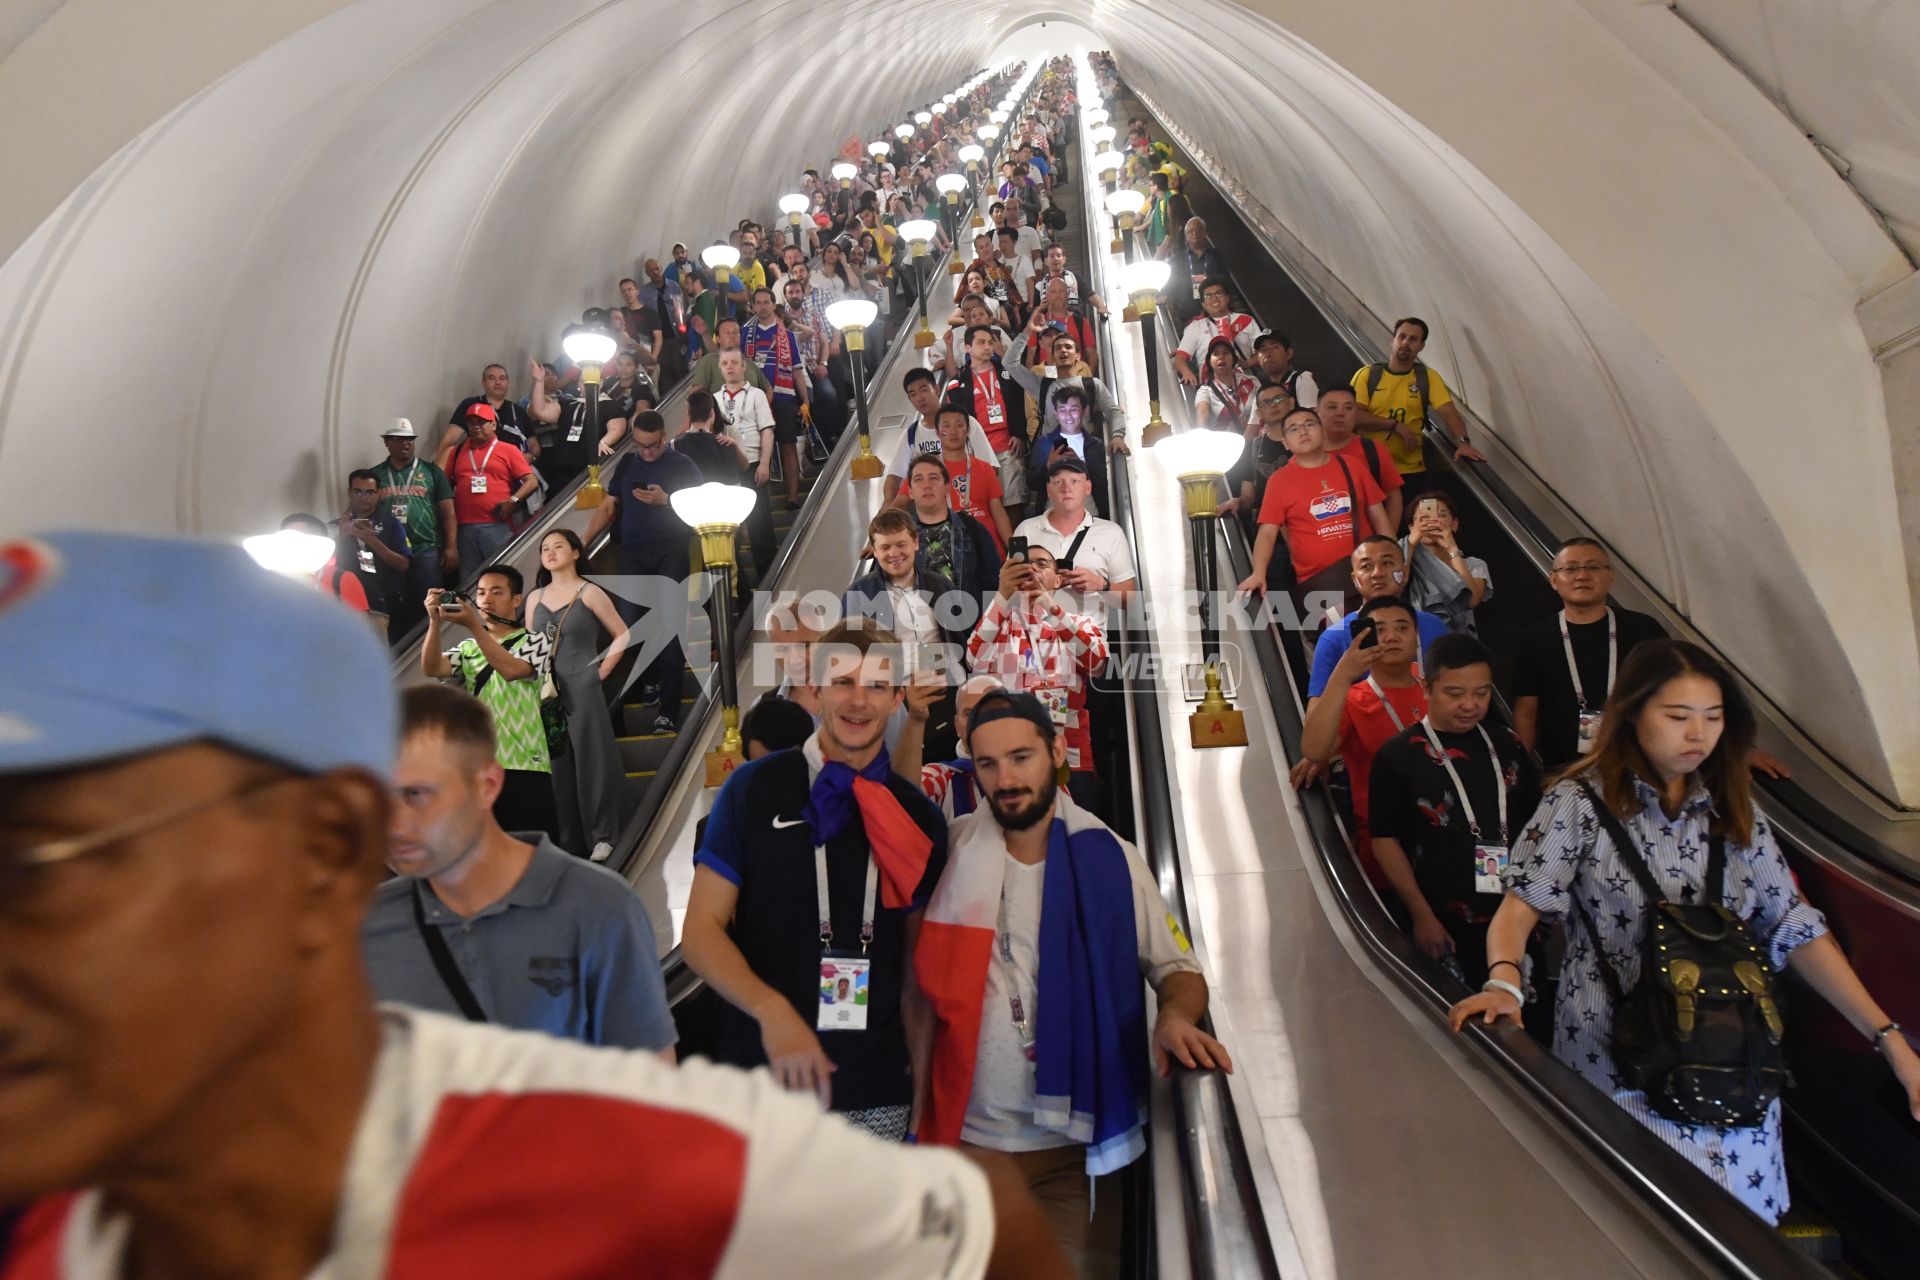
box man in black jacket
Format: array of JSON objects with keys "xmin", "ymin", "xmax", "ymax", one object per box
[{"xmin": 843, "ymin": 508, "xmax": 969, "ymax": 762}]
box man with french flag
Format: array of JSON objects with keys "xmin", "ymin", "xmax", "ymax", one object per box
[{"xmin": 913, "ymin": 690, "xmax": 1232, "ymax": 1274}]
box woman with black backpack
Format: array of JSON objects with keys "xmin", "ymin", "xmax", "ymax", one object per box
[{"xmin": 1448, "ymin": 640, "xmax": 1920, "ymax": 1222}]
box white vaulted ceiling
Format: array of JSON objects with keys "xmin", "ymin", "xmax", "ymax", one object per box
[{"xmin": 1, "ymin": 0, "xmax": 1915, "ymax": 804}]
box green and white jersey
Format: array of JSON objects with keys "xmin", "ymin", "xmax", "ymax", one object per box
[{"xmin": 446, "ymin": 630, "xmax": 550, "ymax": 774}]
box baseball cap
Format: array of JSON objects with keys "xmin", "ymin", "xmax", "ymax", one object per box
[
  {"xmin": 382, "ymin": 417, "xmax": 417, "ymax": 438},
  {"xmin": 1045, "ymin": 454, "xmax": 1088, "ymax": 477},
  {"xmin": 0, "ymin": 532, "xmax": 397, "ymax": 777},
  {"xmin": 965, "ymin": 689, "xmax": 1057, "ymax": 749},
  {"xmin": 463, "ymin": 403, "xmax": 497, "ymax": 423}
]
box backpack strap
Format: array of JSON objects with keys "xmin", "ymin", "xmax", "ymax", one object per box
[
  {"xmin": 1360, "ymin": 436, "xmax": 1383, "ymax": 485},
  {"xmin": 1332, "ymin": 453, "xmax": 1363, "ymax": 542},
  {"xmin": 1365, "ymin": 362, "xmax": 1384, "ymax": 400},
  {"xmin": 1576, "ymin": 779, "xmax": 1667, "ymax": 904}
]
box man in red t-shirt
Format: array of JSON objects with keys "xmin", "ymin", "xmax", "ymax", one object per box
[
  {"xmin": 1237, "ymin": 405, "xmax": 1390, "ymax": 604},
  {"xmin": 959, "ymin": 326, "xmax": 1028, "ymax": 518},
  {"xmin": 446, "ymin": 406, "xmax": 539, "ymax": 573},
  {"xmin": 1317, "ymin": 385, "xmax": 1404, "ymax": 535},
  {"xmin": 938, "ymin": 405, "xmax": 1011, "ymax": 552},
  {"xmin": 1293, "ymin": 596, "xmax": 1429, "ymax": 887}
]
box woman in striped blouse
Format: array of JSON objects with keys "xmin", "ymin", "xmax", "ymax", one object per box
[{"xmin": 1449, "ymin": 640, "xmax": 1920, "ymax": 1221}]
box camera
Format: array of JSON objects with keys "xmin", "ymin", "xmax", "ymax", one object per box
[{"xmin": 438, "ymin": 590, "xmax": 475, "ymax": 615}]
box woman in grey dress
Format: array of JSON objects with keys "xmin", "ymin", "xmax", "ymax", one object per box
[{"xmin": 526, "ymin": 529, "xmax": 630, "ymax": 862}]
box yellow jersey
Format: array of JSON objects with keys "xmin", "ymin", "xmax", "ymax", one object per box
[{"xmin": 1350, "ymin": 362, "xmax": 1453, "ymax": 475}]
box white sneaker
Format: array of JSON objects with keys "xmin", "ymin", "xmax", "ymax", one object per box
[{"xmin": 590, "ymin": 841, "xmax": 614, "ymax": 864}]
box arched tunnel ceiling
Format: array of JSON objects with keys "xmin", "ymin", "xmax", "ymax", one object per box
[{"xmin": 0, "ymin": 1, "xmax": 1915, "ymax": 805}]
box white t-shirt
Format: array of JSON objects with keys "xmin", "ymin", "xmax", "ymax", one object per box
[
  {"xmin": 961, "ymin": 845, "xmax": 1202, "ymax": 1149},
  {"xmin": 1013, "ymin": 510, "xmax": 1138, "ymax": 587},
  {"xmin": 886, "ymin": 414, "xmax": 997, "ymax": 479},
  {"xmin": 1177, "ymin": 312, "xmax": 1260, "ymax": 365},
  {"xmin": 26, "ymin": 1007, "xmax": 995, "ymax": 1280},
  {"xmin": 714, "ymin": 384, "xmax": 775, "ymax": 464}
]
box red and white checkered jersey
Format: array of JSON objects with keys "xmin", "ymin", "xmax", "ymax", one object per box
[
  {"xmin": 1, "ymin": 1007, "xmax": 993, "ymax": 1280},
  {"xmin": 965, "ymin": 596, "xmax": 1108, "ymax": 770}
]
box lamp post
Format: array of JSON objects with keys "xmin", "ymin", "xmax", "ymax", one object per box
[
  {"xmin": 669, "ymin": 481, "xmax": 761, "ymax": 785},
  {"xmin": 1084, "ymin": 106, "xmax": 1109, "ymax": 128},
  {"xmin": 826, "ymin": 298, "xmax": 883, "ymax": 482},
  {"xmin": 1104, "ymin": 189, "xmax": 1146, "ymax": 257},
  {"xmin": 1152, "ymin": 429, "xmax": 1249, "ymax": 748},
  {"xmin": 561, "ymin": 325, "xmax": 619, "ymax": 509},
  {"xmin": 778, "ymin": 192, "xmax": 809, "ymax": 251},
  {"xmin": 700, "ymin": 242, "xmax": 741, "ymax": 326},
  {"xmin": 898, "ymin": 218, "xmax": 939, "ymax": 350},
  {"xmin": 1121, "ymin": 258, "xmax": 1172, "ymax": 446},
  {"xmin": 869, "ymin": 139, "xmax": 892, "ymax": 173},
  {"xmin": 936, "ymin": 173, "xmax": 969, "ymax": 273},
  {"xmin": 830, "ymin": 160, "xmax": 857, "ymax": 223},
  {"xmin": 242, "ymin": 529, "xmax": 335, "ymax": 577},
  {"xmin": 1092, "ymin": 148, "xmax": 1123, "ymax": 195},
  {"xmin": 958, "ymin": 142, "xmax": 985, "ymax": 207},
  {"xmin": 1089, "ymin": 124, "xmax": 1116, "ymax": 155}
]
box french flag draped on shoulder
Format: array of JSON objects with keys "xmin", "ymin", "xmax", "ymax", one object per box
[{"xmin": 914, "ymin": 792, "xmax": 1150, "ymax": 1176}]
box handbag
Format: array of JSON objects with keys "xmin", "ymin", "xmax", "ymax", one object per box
[{"xmin": 537, "ymin": 587, "xmax": 586, "ymax": 760}]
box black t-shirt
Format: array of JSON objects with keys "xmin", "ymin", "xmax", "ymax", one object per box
[
  {"xmin": 1512, "ymin": 607, "xmax": 1667, "ymax": 767},
  {"xmin": 448, "ymin": 396, "xmax": 534, "ymax": 453},
  {"xmin": 672, "ymin": 429, "xmax": 743, "ymax": 484},
  {"xmin": 698, "ymin": 750, "xmax": 948, "ymax": 1112},
  {"xmin": 602, "ymin": 375, "xmax": 656, "ymax": 420},
  {"xmin": 1369, "ymin": 723, "xmax": 1540, "ymax": 915},
  {"xmin": 535, "ymin": 394, "xmax": 623, "ymax": 486},
  {"xmin": 618, "ymin": 304, "xmax": 662, "ymax": 342},
  {"xmin": 1229, "ymin": 433, "xmax": 1290, "ymax": 513}
]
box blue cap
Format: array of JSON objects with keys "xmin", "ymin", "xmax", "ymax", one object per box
[{"xmin": 0, "ymin": 531, "xmax": 397, "ymax": 777}]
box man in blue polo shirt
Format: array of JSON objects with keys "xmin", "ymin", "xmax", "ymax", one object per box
[
  {"xmin": 583, "ymin": 410, "xmax": 704, "ymax": 733},
  {"xmin": 1306, "ymin": 536, "xmax": 1449, "ymax": 704},
  {"xmin": 363, "ymin": 684, "xmax": 677, "ymax": 1056},
  {"xmin": 682, "ymin": 622, "xmax": 947, "ymax": 1141}
]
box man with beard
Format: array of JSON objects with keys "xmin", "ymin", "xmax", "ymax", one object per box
[
  {"xmin": 914, "ymin": 690, "xmax": 1230, "ymax": 1277},
  {"xmin": 683, "ymin": 623, "xmax": 947, "ymax": 1143}
]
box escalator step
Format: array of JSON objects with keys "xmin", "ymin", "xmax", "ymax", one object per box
[{"xmin": 1776, "ymin": 1211, "xmax": 1845, "ymax": 1263}]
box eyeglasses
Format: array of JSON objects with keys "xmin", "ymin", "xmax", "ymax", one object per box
[
  {"xmin": 1, "ymin": 773, "xmax": 292, "ymax": 926},
  {"xmin": 1553, "ymin": 562, "xmax": 1611, "ymax": 576}
]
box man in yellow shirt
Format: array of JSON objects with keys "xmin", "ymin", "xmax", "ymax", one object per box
[{"xmin": 1350, "ymin": 317, "xmax": 1486, "ymax": 490}]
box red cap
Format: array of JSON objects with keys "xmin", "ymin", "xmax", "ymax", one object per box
[{"xmin": 464, "ymin": 403, "xmax": 498, "ymax": 423}]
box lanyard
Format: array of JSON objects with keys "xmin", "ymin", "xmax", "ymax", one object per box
[
  {"xmin": 1418, "ymin": 718, "xmax": 1507, "ymax": 843},
  {"xmin": 393, "ymin": 460, "xmax": 421, "ymax": 495},
  {"xmin": 814, "ymin": 843, "xmax": 879, "ymax": 956},
  {"xmin": 995, "ymin": 883, "xmax": 1035, "ymax": 1051},
  {"xmin": 1560, "ymin": 608, "xmax": 1615, "ymax": 712},
  {"xmin": 464, "ymin": 440, "xmax": 497, "ymax": 477},
  {"xmin": 1366, "ymin": 674, "xmax": 1414, "ymax": 733}
]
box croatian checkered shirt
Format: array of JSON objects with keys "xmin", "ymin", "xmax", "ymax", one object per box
[{"xmin": 965, "ymin": 595, "xmax": 1109, "ymax": 771}]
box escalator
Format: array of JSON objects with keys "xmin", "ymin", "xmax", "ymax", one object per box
[
  {"xmin": 1109, "ymin": 77, "xmax": 1918, "ymax": 1277},
  {"xmin": 630, "ymin": 88, "xmax": 1288, "ymax": 1278}
]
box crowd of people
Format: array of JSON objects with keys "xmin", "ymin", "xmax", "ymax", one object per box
[
  {"xmin": 6, "ymin": 47, "xmax": 1917, "ymax": 1280},
  {"xmin": 1070, "ymin": 49, "xmax": 1919, "ymax": 1231}
]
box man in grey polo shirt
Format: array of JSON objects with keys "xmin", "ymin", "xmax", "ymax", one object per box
[{"xmin": 363, "ymin": 685, "xmax": 677, "ymax": 1056}]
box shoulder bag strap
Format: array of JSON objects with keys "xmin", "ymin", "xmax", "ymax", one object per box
[
  {"xmin": 1576, "ymin": 779, "xmax": 1666, "ymax": 904},
  {"xmin": 1706, "ymin": 831, "xmax": 1728, "ymax": 907},
  {"xmin": 1061, "ymin": 526, "xmax": 1092, "ymax": 565},
  {"xmin": 1332, "ymin": 454, "xmax": 1363, "ymax": 538},
  {"xmin": 411, "ymin": 883, "xmax": 487, "ymax": 1022}
]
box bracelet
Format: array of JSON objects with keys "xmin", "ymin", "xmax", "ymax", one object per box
[
  {"xmin": 1482, "ymin": 978, "xmax": 1525, "ymax": 1005},
  {"xmin": 1873, "ymin": 1021, "xmax": 1903, "ymax": 1052},
  {"xmin": 1488, "ymin": 960, "xmax": 1523, "ymax": 978}
]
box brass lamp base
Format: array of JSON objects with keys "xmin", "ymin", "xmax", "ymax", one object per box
[
  {"xmin": 914, "ymin": 327, "xmax": 935, "ymax": 350},
  {"xmin": 1140, "ymin": 406, "xmax": 1172, "ymax": 448},
  {"xmin": 706, "ymin": 710, "xmax": 747, "ymax": 787},
  {"xmin": 575, "ymin": 464, "xmax": 607, "ymax": 510},
  {"xmin": 850, "ymin": 442, "xmax": 885, "ymax": 482},
  {"xmin": 1189, "ymin": 666, "xmax": 1248, "ymax": 749}
]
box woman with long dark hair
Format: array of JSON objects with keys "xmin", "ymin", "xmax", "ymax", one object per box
[
  {"xmin": 1450, "ymin": 640, "xmax": 1919, "ymax": 1220},
  {"xmin": 525, "ymin": 529, "xmax": 630, "ymax": 862}
]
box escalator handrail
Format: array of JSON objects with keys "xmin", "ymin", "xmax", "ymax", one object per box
[
  {"xmin": 1075, "ymin": 100, "xmax": 1284, "ymax": 1280},
  {"xmin": 1208, "ymin": 505, "xmax": 1823, "ymax": 1279},
  {"xmin": 1121, "ymin": 81, "xmax": 1920, "ymax": 894}
]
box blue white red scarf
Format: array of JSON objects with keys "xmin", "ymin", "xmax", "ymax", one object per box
[
  {"xmin": 745, "ymin": 321, "xmax": 799, "ymax": 401},
  {"xmin": 915, "ymin": 792, "xmax": 1148, "ymax": 1175},
  {"xmin": 801, "ymin": 745, "xmax": 933, "ymax": 909}
]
